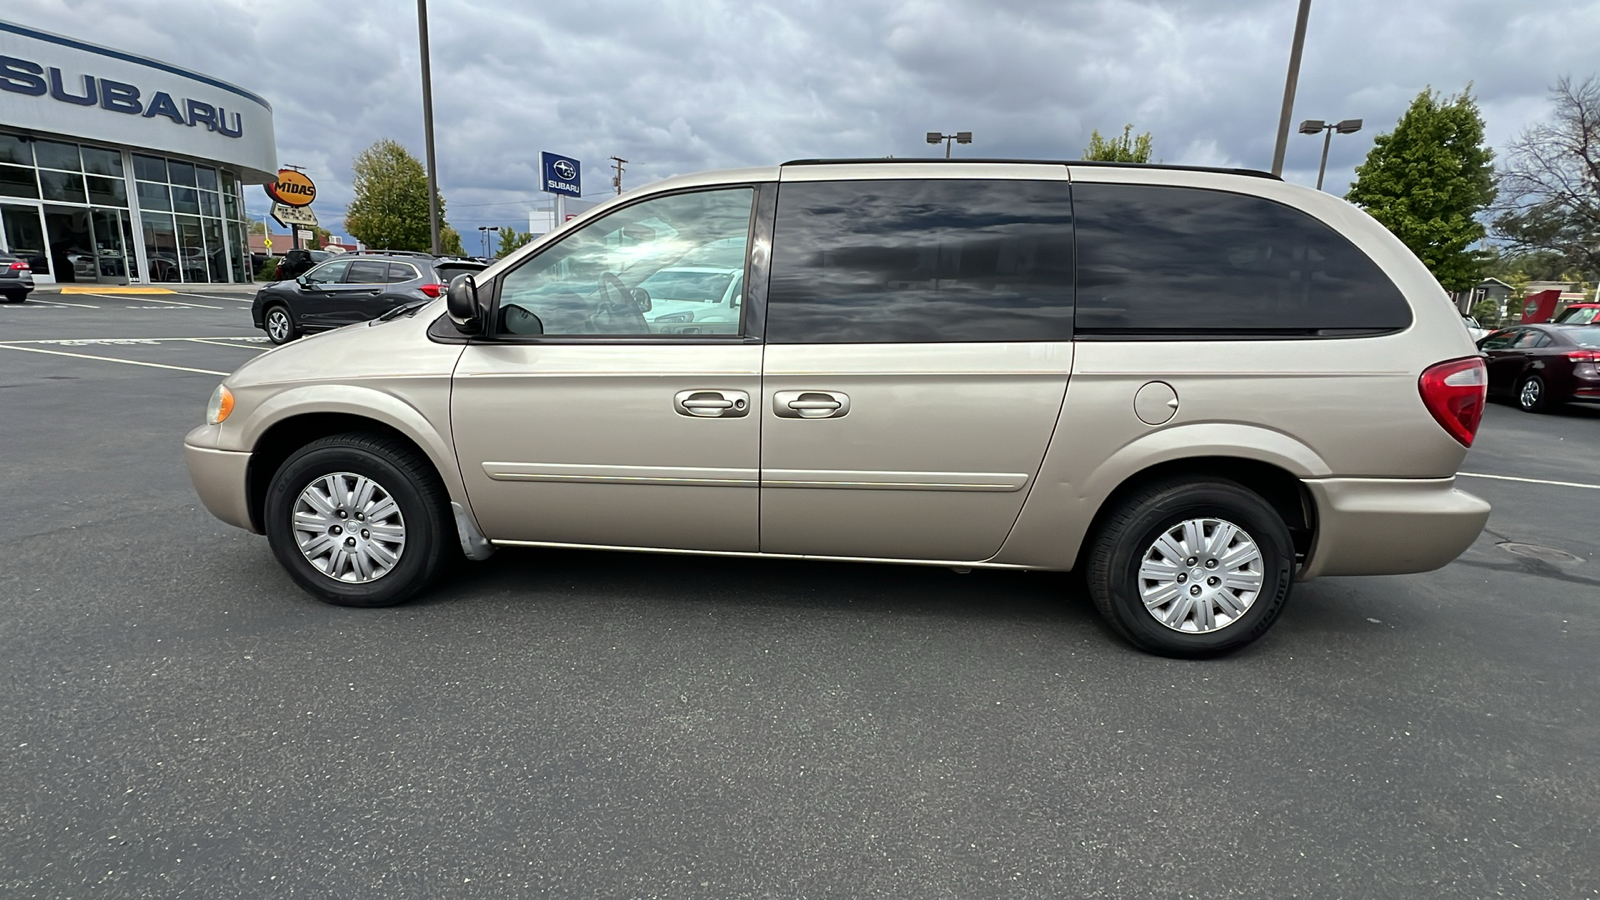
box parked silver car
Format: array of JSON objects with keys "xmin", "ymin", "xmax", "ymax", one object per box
[{"xmin": 186, "ymin": 159, "xmax": 1491, "ymax": 656}]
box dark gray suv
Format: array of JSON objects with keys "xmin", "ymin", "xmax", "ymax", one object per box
[{"xmin": 251, "ymin": 251, "xmax": 486, "ymax": 344}]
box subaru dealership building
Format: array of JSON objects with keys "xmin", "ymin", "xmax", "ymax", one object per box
[{"xmin": 0, "ymin": 20, "xmax": 276, "ymax": 285}]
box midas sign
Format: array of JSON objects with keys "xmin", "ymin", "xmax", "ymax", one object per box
[{"xmin": 265, "ymin": 169, "xmax": 316, "ymax": 207}]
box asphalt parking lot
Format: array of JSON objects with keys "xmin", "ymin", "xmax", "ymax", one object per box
[{"xmin": 2, "ymin": 292, "xmax": 1597, "ymax": 898}]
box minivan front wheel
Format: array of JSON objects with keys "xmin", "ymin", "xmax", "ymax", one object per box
[
  {"xmin": 265, "ymin": 434, "xmax": 452, "ymax": 607},
  {"xmin": 1086, "ymin": 479, "xmax": 1294, "ymax": 657}
]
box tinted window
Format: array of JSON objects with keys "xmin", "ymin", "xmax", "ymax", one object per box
[
  {"xmin": 303, "ymin": 260, "xmax": 350, "ymax": 285},
  {"xmin": 766, "ymin": 179, "xmax": 1074, "ymax": 343},
  {"xmin": 345, "ymin": 260, "xmax": 389, "ymax": 283},
  {"xmin": 385, "ymin": 262, "xmax": 420, "ymax": 283},
  {"xmin": 1073, "ymin": 183, "xmax": 1412, "ymax": 334},
  {"xmin": 1478, "ymin": 329, "xmax": 1520, "ymax": 350}
]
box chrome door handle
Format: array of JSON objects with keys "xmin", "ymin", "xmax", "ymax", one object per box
[
  {"xmin": 773, "ymin": 390, "xmax": 850, "ymax": 419},
  {"xmin": 674, "ymin": 390, "xmax": 749, "ymax": 418}
]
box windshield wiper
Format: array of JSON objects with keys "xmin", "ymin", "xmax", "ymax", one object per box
[{"xmin": 376, "ymin": 299, "xmax": 429, "ymax": 322}]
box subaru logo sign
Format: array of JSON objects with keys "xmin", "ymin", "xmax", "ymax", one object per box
[{"xmin": 540, "ymin": 152, "xmax": 581, "ymax": 198}]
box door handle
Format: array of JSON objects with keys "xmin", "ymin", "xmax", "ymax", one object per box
[
  {"xmin": 773, "ymin": 390, "xmax": 851, "ymax": 419},
  {"xmin": 673, "ymin": 390, "xmax": 749, "ymax": 418}
]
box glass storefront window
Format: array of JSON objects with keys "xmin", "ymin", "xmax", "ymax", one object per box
[
  {"xmin": 222, "ymin": 190, "xmax": 238, "ymax": 219},
  {"xmin": 199, "ymin": 190, "xmax": 220, "ymax": 217},
  {"xmin": 136, "ymin": 181, "xmax": 170, "ymax": 212},
  {"xmin": 202, "ymin": 218, "xmax": 226, "ymax": 281},
  {"xmin": 196, "ymin": 166, "xmax": 218, "ymax": 191},
  {"xmin": 227, "ymin": 220, "xmax": 249, "ymax": 282},
  {"xmin": 33, "ymin": 140, "xmax": 81, "ymax": 171},
  {"xmin": 86, "ymin": 175, "xmax": 127, "ymax": 207},
  {"xmin": 172, "ymin": 187, "xmax": 200, "ymax": 215},
  {"xmin": 132, "ymin": 154, "xmax": 167, "ymax": 182},
  {"xmin": 0, "ymin": 165, "xmax": 38, "ymax": 199},
  {"xmin": 141, "ymin": 212, "xmax": 179, "ymax": 282},
  {"xmin": 175, "ymin": 215, "xmax": 206, "ymax": 282},
  {"xmin": 39, "ymin": 170, "xmax": 87, "ymax": 204},
  {"xmin": 0, "ymin": 134, "xmax": 33, "ymax": 166},
  {"xmin": 168, "ymin": 160, "xmax": 197, "ymax": 186},
  {"xmin": 81, "ymin": 147, "xmax": 123, "ymax": 177}
]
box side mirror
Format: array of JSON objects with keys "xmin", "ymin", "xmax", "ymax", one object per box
[
  {"xmin": 446, "ymin": 273, "xmax": 483, "ymax": 334},
  {"xmin": 630, "ymin": 287, "xmax": 652, "ymax": 313},
  {"xmin": 295, "ymin": 274, "xmax": 309, "ymax": 288}
]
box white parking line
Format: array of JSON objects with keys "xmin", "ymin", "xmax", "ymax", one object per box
[
  {"xmin": 0, "ymin": 336, "xmax": 265, "ymax": 344},
  {"xmin": 75, "ymin": 292, "xmax": 222, "ymax": 310},
  {"xmin": 181, "ymin": 337, "xmax": 268, "ymax": 351},
  {"xmin": 23, "ymin": 297, "xmax": 100, "ymax": 309},
  {"xmin": 0, "ymin": 343, "xmax": 226, "ymax": 375},
  {"xmin": 1458, "ymin": 472, "xmax": 1600, "ymax": 491}
]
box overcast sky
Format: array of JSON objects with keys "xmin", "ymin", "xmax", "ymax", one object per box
[{"xmin": 10, "ymin": 0, "xmax": 1600, "ymax": 243}]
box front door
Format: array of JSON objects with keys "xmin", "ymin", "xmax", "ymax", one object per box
[
  {"xmin": 757, "ymin": 173, "xmax": 1077, "ymax": 562},
  {"xmin": 452, "ymin": 185, "xmax": 764, "ymax": 551},
  {"xmin": 292, "ymin": 258, "xmax": 353, "ymax": 328}
]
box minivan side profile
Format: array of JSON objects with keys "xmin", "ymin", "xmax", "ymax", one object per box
[{"xmin": 185, "ymin": 159, "xmax": 1490, "ymax": 657}]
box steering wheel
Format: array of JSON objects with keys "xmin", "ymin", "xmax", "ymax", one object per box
[{"xmin": 595, "ymin": 272, "xmax": 650, "ymax": 333}]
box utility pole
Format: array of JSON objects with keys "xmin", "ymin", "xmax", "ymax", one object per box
[
  {"xmin": 416, "ymin": 0, "xmax": 442, "ymax": 255},
  {"xmin": 1270, "ymin": 0, "xmax": 1313, "ymax": 177},
  {"xmin": 610, "ymin": 156, "xmax": 628, "ymax": 195}
]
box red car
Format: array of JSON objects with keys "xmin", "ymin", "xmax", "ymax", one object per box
[
  {"xmin": 1554, "ymin": 302, "xmax": 1600, "ymax": 325},
  {"xmin": 1477, "ymin": 324, "xmax": 1600, "ymax": 412}
]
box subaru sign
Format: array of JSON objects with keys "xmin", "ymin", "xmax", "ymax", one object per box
[{"xmin": 540, "ymin": 151, "xmax": 581, "ymax": 198}]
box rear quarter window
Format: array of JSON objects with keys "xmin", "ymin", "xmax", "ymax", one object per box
[{"xmin": 1072, "ymin": 183, "xmax": 1413, "ymax": 336}]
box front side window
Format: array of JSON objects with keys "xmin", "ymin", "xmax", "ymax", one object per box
[
  {"xmin": 496, "ymin": 187, "xmax": 754, "ymax": 337},
  {"xmin": 303, "ymin": 259, "xmax": 350, "ymax": 285},
  {"xmin": 765, "ymin": 179, "xmax": 1075, "ymax": 343},
  {"xmin": 1073, "ymin": 183, "xmax": 1413, "ymax": 335}
]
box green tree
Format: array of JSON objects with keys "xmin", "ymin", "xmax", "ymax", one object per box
[
  {"xmin": 1346, "ymin": 86, "xmax": 1497, "ymax": 292},
  {"xmin": 495, "ymin": 225, "xmax": 537, "ymax": 259},
  {"xmin": 344, "ymin": 138, "xmax": 460, "ymax": 253},
  {"xmin": 1083, "ymin": 124, "xmax": 1153, "ymax": 163}
]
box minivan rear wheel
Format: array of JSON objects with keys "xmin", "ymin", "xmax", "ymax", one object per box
[
  {"xmin": 265, "ymin": 433, "xmax": 452, "ymax": 607},
  {"xmin": 1085, "ymin": 478, "xmax": 1294, "ymax": 657}
]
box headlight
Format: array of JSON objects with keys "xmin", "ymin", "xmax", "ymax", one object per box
[
  {"xmin": 206, "ymin": 384, "xmax": 235, "ymax": 424},
  {"xmin": 653, "ymin": 311, "xmax": 693, "ymax": 324}
]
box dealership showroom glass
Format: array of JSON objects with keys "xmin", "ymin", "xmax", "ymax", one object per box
[{"xmin": 0, "ymin": 20, "xmax": 277, "ymax": 285}]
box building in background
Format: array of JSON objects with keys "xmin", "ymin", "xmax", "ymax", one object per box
[{"xmin": 0, "ymin": 20, "xmax": 276, "ymax": 285}]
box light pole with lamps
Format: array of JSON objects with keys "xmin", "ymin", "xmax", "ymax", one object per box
[
  {"xmin": 926, "ymin": 131, "xmax": 972, "ymax": 158},
  {"xmin": 477, "ymin": 225, "xmax": 499, "ymax": 258},
  {"xmin": 1299, "ymin": 118, "xmax": 1363, "ymax": 190}
]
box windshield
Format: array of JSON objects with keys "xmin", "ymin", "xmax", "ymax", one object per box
[
  {"xmin": 1556, "ymin": 306, "xmax": 1599, "ymax": 325},
  {"xmin": 638, "ymin": 270, "xmax": 734, "ymax": 303}
]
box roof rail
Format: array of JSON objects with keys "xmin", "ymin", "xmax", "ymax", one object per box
[{"xmin": 779, "ymin": 157, "xmax": 1281, "ymax": 181}]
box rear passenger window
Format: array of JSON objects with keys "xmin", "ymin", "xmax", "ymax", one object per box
[
  {"xmin": 1073, "ymin": 183, "xmax": 1413, "ymax": 335},
  {"xmin": 345, "ymin": 260, "xmax": 388, "ymax": 284},
  {"xmin": 765, "ymin": 179, "xmax": 1075, "ymax": 343}
]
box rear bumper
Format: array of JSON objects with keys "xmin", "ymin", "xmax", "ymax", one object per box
[
  {"xmin": 185, "ymin": 426, "xmax": 258, "ymax": 533},
  {"xmin": 1299, "ymin": 477, "xmax": 1490, "ymax": 580}
]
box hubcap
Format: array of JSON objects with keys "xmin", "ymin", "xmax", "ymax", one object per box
[
  {"xmin": 1520, "ymin": 378, "xmax": 1540, "ymax": 408},
  {"xmin": 292, "ymin": 472, "xmax": 405, "ymax": 583},
  {"xmin": 1137, "ymin": 517, "xmax": 1264, "ymax": 633}
]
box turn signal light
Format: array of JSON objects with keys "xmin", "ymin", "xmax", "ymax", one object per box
[
  {"xmin": 1418, "ymin": 357, "xmax": 1487, "ymax": 447},
  {"xmin": 206, "ymin": 384, "xmax": 235, "ymax": 425},
  {"xmin": 418, "ymin": 283, "xmax": 444, "ymax": 298}
]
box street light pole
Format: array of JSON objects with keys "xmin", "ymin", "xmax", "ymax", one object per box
[
  {"xmin": 1271, "ymin": 0, "xmax": 1313, "ymax": 177},
  {"xmin": 926, "ymin": 131, "xmax": 973, "ymax": 158},
  {"xmin": 417, "ymin": 0, "xmax": 442, "ymax": 255},
  {"xmin": 1299, "ymin": 118, "xmax": 1363, "ymax": 191}
]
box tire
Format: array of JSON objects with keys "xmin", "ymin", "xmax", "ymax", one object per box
[
  {"xmin": 264, "ymin": 433, "xmax": 453, "ymax": 607},
  {"xmin": 264, "ymin": 304, "xmax": 297, "ymax": 344},
  {"xmin": 1085, "ymin": 478, "xmax": 1295, "ymax": 658},
  {"xmin": 1516, "ymin": 374, "xmax": 1549, "ymax": 412}
]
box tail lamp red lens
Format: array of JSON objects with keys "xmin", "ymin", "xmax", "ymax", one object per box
[
  {"xmin": 7, "ymin": 261, "xmax": 27, "ymax": 271},
  {"xmin": 1418, "ymin": 357, "xmax": 1487, "ymax": 447},
  {"xmin": 1567, "ymin": 350, "xmax": 1600, "ymax": 362},
  {"xmin": 418, "ymin": 283, "xmax": 444, "ymax": 298}
]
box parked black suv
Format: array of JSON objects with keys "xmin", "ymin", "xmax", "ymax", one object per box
[{"xmin": 251, "ymin": 251, "xmax": 487, "ymax": 344}]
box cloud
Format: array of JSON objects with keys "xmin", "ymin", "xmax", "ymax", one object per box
[{"xmin": 7, "ymin": 0, "xmax": 1598, "ymax": 235}]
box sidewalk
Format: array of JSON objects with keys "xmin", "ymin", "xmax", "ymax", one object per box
[{"xmin": 31, "ymin": 283, "xmax": 263, "ymax": 297}]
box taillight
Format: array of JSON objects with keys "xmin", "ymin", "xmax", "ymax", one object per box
[
  {"xmin": 1418, "ymin": 357, "xmax": 1487, "ymax": 447},
  {"xmin": 7, "ymin": 261, "xmax": 27, "ymax": 271},
  {"xmin": 1568, "ymin": 350, "xmax": 1600, "ymax": 362},
  {"xmin": 418, "ymin": 283, "xmax": 444, "ymax": 298}
]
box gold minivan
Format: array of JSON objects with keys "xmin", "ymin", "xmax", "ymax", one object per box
[{"xmin": 186, "ymin": 160, "xmax": 1491, "ymax": 656}]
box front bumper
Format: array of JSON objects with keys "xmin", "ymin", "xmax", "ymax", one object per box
[
  {"xmin": 185, "ymin": 425, "xmax": 258, "ymax": 533},
  {"xmin": 1299, "ymin": 477, "xmax": 1490, "ymax": 580}
]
